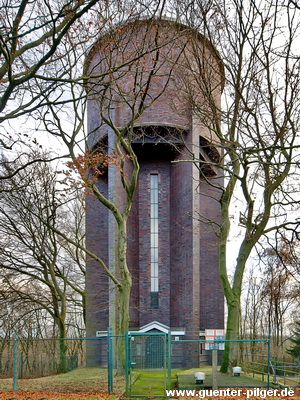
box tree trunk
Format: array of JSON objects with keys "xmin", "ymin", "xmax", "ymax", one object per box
[
  {"xmin": 220, "ymin": 297, "xmax": 240, "ymax": 373},
  {"xmin": 82, "ymin": 292, "xmax": 86, "ymax": 327},
  {"xmin": 58, "ymin": 318, "xmax": 68, "ymax": 373},
  {"xmin": 115, "ymin": 219, "xmax": 132, "ymax": 373},
  {"xmin": 116, "ymin": 281, "xmax": 131, "ymax": 373}
]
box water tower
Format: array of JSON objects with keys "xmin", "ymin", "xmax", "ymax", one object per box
[{"xmin": 85, "ymin": 18, "xmax": 224, "ymax": 367}]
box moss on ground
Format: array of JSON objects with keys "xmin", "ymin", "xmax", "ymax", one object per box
[{"xmin": 129, "ymin": 369, "xmax": 179, "ymax": 396}]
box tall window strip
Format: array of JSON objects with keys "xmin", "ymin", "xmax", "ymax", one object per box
[{"xmin": 150, "ymin": 174, "xmax": 159, "ymax": 293}]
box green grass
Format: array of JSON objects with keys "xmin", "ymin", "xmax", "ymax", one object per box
[
  {"xmin": 0, "ymin": 366, "xmax": 125, "ymax": 394},
  {"xmin": 1, "ymin": 366, "xmax": 299, "ymax": 399},
  {"xmin": 176, "ymin": 366, "xmax": 213, "ymax": 376},
  {"xmin": 177, "ymin": 367, "xmax": 273, "ymax": 389},
  {"xmin": 129, "ymin": 366, "xmax": 280, "ymax": 397},
  {"xmin": 130, "ymin": 369, "xmax": 180, "ymax": 396}
]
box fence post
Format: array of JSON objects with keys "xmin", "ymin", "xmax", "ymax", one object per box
[
  {"xmin": 267, "ymin": 333, "xmax": 271, "ymax": 389},
  {"xmin": 125, "ymin": 331, "xmax": 129, "ymax": 398},
  {"xmin": 273, "ymin": 357, "xmax": 277, "ymax": 385},
  {"xmin": 13, "ymin": 331, "xmax": 18, "ymax": 391},
  {"xmin": 107, "ymin": 328, "xmax": 113, "ymax": 394},
  {"xmin": 212, "ymin": 348, "xmax": 218, "ymax": 390},
  {"xmin": 167, "ymin": 331, "xmax": 172, "ymax": 392},
  {"xmin": 19, "ymin": 352, "xmax": 23, "ymax": 379}
]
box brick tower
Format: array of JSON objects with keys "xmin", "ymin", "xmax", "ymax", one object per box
[{"xmin": 85, "ymin": 19, "xmax": 224, "ymax": 367}]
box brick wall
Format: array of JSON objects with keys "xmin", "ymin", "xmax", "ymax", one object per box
[
  {"xmin": 85, "ymin": 176, "xmax": 109, "ymax": 365},
  {"xmin": 85, "ymin": 19, "xmax": 225, "ymax": 367},
  {"xmin": 199, "ymin": 177, "xmax": 224, "ymax": 330}
]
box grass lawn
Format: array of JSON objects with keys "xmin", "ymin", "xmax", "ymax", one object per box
[
  {"xmin": 129, "ymin": 369, "xmax": 179, "ymax": 396},
  {"xmin": 129, "ymin": 367, "xmax": 300, "ymax": 398},
  {"xmin": 1, "ymin": 366, "xmax": 299, "ymax": 399},
  {"xmin": 0, "ymin": 366, "xmax": 125, "ymax": 397},
  {"xmin": 177, "ymin": 368, "xmax": 270, "ymax": 389},
  {"xmin": 132, "ymin": 367, "xmax": 270, "ymax": 392}
]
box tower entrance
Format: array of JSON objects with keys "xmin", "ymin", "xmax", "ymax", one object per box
[{"xmin": 145, "ymin": 335, "xmax": 164, "ymax": 368}]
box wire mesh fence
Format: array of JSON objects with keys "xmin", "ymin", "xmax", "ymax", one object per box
[
  {"xmin": 0, "ymin": 334, "xmax": 114, "ymax": 393},
  {"xmin": 125, "ymin": 333, "xmax": 283, "ymax": 397},
  {"xmin": 0, "ymin": 331, "xmax": 299, "ymax": 396},
  {"xmin": 0, "ymin": 336, "xmax": 85, "ymax": 379}
]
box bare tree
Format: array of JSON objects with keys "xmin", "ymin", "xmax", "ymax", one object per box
[
  {"xmin": 0, "ymin": 151, "xmax": 85, "ymax": 372},
  {"xmin": 174, "ymin": 0, "xmax": 300, "ymax": 371},
  {"xmin": 4, "ymin": 0, "xmax": 300, "ymax": 375},
  {"xmin": 240, "ymin": 260, "xmax": 299, "ymax": 363},
  {"xmin": 240, "ymin": 269, "xmax": 264, "ymax": 360},
  {"xmin": 259, "ymin": 240, "xmax": 300, "ymax": 351},
  {"xmin": 0, "ymin": 0, "xmax": 106, "ymax": 154},
  {"xmin": 0, "ymin": 0, "xmax": 151, "ymax": 180},
  {"xmin": 0, "ymin": 0, "xmax": 191, "ymax": 372},
  {"xmin": 34, "ymin": 4, "xmax": 227, "ymax": 369}
]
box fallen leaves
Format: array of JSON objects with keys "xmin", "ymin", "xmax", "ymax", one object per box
[{"xmin": 0, "ymin": 391, "xmax": 111, "ymax": 400}]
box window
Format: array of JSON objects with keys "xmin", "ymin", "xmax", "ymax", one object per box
[{"xmin": 150, "ymin": 174, "xmax": 159, "ymax": 307}]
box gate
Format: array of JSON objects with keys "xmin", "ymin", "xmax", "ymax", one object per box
[
  {"xmin": 145, "ymin": 335, "xmax": 164, "ymax": 368},
  {"xmin": 125, "ymin": 331, "xmax": 169, "ymax": 397}
]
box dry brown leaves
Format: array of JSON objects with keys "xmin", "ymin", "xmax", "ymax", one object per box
[{"xmin": 0, "ymin": 391, "xmax": 110, "ymax": 400}]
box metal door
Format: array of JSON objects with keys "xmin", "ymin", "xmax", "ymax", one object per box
[{"xmin": 145, "ymin": 335, "xmax": 164, "ymax": 368}]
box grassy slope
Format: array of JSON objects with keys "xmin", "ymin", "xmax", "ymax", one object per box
[
  {"xmin": 0, "ymin": 367, "xmax": 124, "ymax": 394},
  {"xmin": 1, "ymin": 366, "xmax": 299, "ymax": 399}
]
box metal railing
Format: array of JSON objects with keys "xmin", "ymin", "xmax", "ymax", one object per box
[{"xmin": 242, "ymin": 354, "xmax": 300, "ymax": 388}]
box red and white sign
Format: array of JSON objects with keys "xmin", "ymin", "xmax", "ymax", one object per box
[
  {"xmin": 205, "ymin": 329, "xmax": 225, "ymax": 350},
  {"xmin": 205, "ymin": 329, "xmax": 225, "ymax": 337}
]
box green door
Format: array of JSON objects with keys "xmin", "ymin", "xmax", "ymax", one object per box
[{"xmin": 145, "ymin": 335, "xmax": 164, "ymax": 368}]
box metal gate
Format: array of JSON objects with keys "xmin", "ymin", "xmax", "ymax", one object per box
[{"xmin": 125, "ymin": 331, "xmax": 169, "ymax": 397}]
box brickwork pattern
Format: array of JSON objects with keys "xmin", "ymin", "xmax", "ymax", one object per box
[{"xmin": 85, "ymin": 19, "xmax": 225, "ymax": 367}]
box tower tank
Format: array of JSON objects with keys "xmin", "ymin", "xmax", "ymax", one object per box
[{"xmin": 85, "ymin": 18, "xmax": 224, "ymax": 367}]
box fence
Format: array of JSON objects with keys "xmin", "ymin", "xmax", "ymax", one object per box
[
  {"xmin": 125, "ymin": 331, "xmax": 170, "ymax": 397},
  {"xmin": 1, "ymin": 331, "xmax": 299, "ymax": 396},
  {"xmin": 241, "ymin": 354, "xmax": 300, "ymax": 388},
  {"xmin": 125, "ymin": 333, "xmax": 281, "ymax": 397},
  {"xmin": 0, "ymin": 332, "xmax": 115, "ymax": 393},
  {"xmin": 0, "ymin": 334, "xmax": 85, "ymax": 377},
  {"xmin": 0, "ymin": 335, "xmax": 82, "ymax": 379}
]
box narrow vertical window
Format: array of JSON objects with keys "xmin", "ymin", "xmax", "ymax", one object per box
[{"xmin": 150, "ymin": 174, "xmax": 159, "ymax": 308}]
